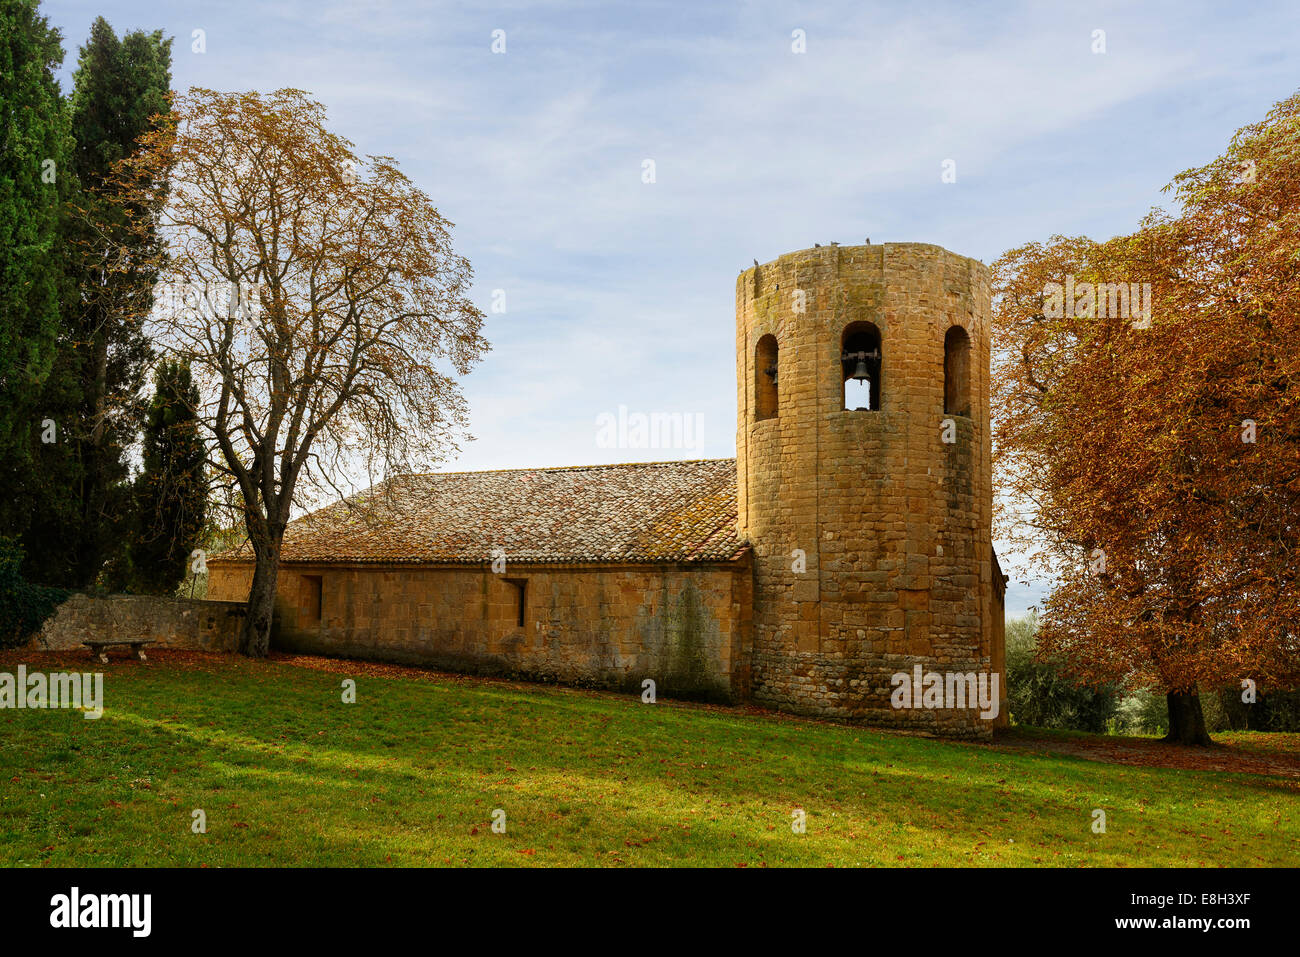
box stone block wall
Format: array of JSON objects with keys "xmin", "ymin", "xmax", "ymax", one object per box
[
  {"xmin": 35, "ymin": 594, "xmax": 246, "ymax": 653},
  {"xmin": 208, "ymin": 559, "xmax": 752, "ymax": 703}
]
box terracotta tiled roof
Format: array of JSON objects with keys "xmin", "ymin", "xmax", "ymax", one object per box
[{"xmin": 214, "ymin": 459, "xmax": 748, "ymax": 566}]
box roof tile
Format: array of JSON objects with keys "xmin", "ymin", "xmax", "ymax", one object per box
[{"xmin": 215, "ymin": 458, "xmax": 748, "ymax": 565}]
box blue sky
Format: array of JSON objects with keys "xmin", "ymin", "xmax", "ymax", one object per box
[{"xmin": 44, "ymin": 0, "xmax": 1300, "ymax": 614}]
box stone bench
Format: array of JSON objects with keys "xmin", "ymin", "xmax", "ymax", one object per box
[{"xmin": 83, "ymin": 639, "xmax": 156, "ymax": 664}]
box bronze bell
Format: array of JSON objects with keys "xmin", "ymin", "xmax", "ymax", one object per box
[{"xmin": 842, "ymin": 349, "xmax": 878, "ymax": 382}]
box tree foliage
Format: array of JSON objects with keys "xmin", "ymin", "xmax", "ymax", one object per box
[
  {"xmin": 2, "ymin": 15, "xmax": 172, "ymax": 587},
  {"xmin": 0, "ymin": 0, "xmax": 67, "ymax": 475},
  {"xmin": 116, "ymin": 88, "xmax": 488, "ymax": 655},
  {"xmin": 1005, "ymin": 614, "xmax": 1120, "ymax": 733},
  {"xmin": 992, "ymin": 91, "xmax": 1300, "ymax": 744},
  {"xmin": 128, "ymin": 359, "xmax": 207, "ymax": 595}
]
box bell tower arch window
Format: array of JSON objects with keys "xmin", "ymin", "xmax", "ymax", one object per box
[
  {"xmin": 841, "ymin": 322, "xmax": 882, "ymax": 411},
  {"xmin": 755, "ymin": 334, "xmax": 779, "ymax": 421},
  {"xmin": 944, "ymin": 325, "xmax": 971, "ymax": 416}
]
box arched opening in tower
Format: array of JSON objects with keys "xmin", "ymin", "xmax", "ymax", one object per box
[
  {"xmin": 841, "ymin": 322, "xmax": 882, "ymax": 411},
  {"xmin": 755, "ymin": 334, "xmax": 779, "ymax": 420},
  {"xmin": 944, "ymin": 325, "xmax": 971, "ymax": 416}
]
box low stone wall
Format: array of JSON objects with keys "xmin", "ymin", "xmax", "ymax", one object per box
[
  {"xmin": 35, "ymin": 594, "xmax": 246, "ymax": 653},
  {"xmin": 208, "ymin": 560, "xmax": 751, "ymax": 702}
]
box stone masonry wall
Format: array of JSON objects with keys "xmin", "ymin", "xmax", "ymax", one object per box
[
  {"xmin": 207, "ymin": 559, "xmax": 751, "ymax": 703},
  {"xmin": 735, "ymin": 243, "xmax": 1002, "ymax": 738},
  {"xmin": 36, "ymin": 594, "xmax": 246, "ymax": 653}
]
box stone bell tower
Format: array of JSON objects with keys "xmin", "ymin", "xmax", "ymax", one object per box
[{"xmin": 734, "ymin": 242, "xmax": 1004, "ymax": 738}]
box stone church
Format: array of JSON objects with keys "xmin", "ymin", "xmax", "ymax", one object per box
[{"xmin": 209, "ymin": 242, "xmax": 1007, "ymax": 738}]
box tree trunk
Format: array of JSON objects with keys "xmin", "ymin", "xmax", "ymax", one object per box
[
  {"xmin": 1164, "ymin": 688, "xmax": 1213, "ymax": 746},
  {"xmin": 240, "ymin": 546, "xmax": 280, "ymax": 658}
]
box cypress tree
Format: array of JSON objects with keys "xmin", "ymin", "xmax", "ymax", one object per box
[
  {"xmin": 128, "ymin": 360, "xmax": 206, "ymax": 595},
  {"xmin": 18, "ymin": 16, "xmax": 172, "ymax": 586},
  {"xmin": 0, "ymin": 0, "xmax": 68, "ymax": 505}
]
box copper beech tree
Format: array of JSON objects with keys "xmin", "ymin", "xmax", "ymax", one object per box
[
  {"xmin": 992, "ymin": 92, "xmax": 1300, "ymax": 745},
  {"xmin": 117, "ymin": 88, "xmax": 487, "ymax": 656}
]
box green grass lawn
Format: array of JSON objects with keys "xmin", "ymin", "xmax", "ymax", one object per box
[{"xmin": 1, "ymin": 652, "xmax": 1296, "ymax": 867}]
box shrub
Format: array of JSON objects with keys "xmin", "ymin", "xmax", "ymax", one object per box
[
  {"xmin": 1111, "ymin": 685, "xmax": 1300, "ymax": 736},
  {"xmin": 1259, "ymin": 691, "xmax": 1300, "ymax": 731},
  {"xmin": 1210, "ymin": 684, "xmax": 1300, "ymax": 732},
  {"xmin": 1111, "ymin": 689, "xmax": 1168, "ymax": 735},
  {"xmin": 0, "ymin": 537, "xmax": 70, "ymax": 648},
  {"xmin": 1007, "ymin": 613, "xmax": 1120, "ymax": 732}
]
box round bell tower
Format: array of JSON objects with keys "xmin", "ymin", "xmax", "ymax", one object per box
[{"xmin": 734, "ymin": 242, "xmax": 1001, "ymax": 737}]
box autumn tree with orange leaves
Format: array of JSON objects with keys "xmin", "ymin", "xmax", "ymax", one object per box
[
  {"xmin": 116, "ymin": 88, "xmax": 487, "ymax": 656},
  {"xmin": 992, "ymin": 92, "xmax": 1300, "ymax": 745}
]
